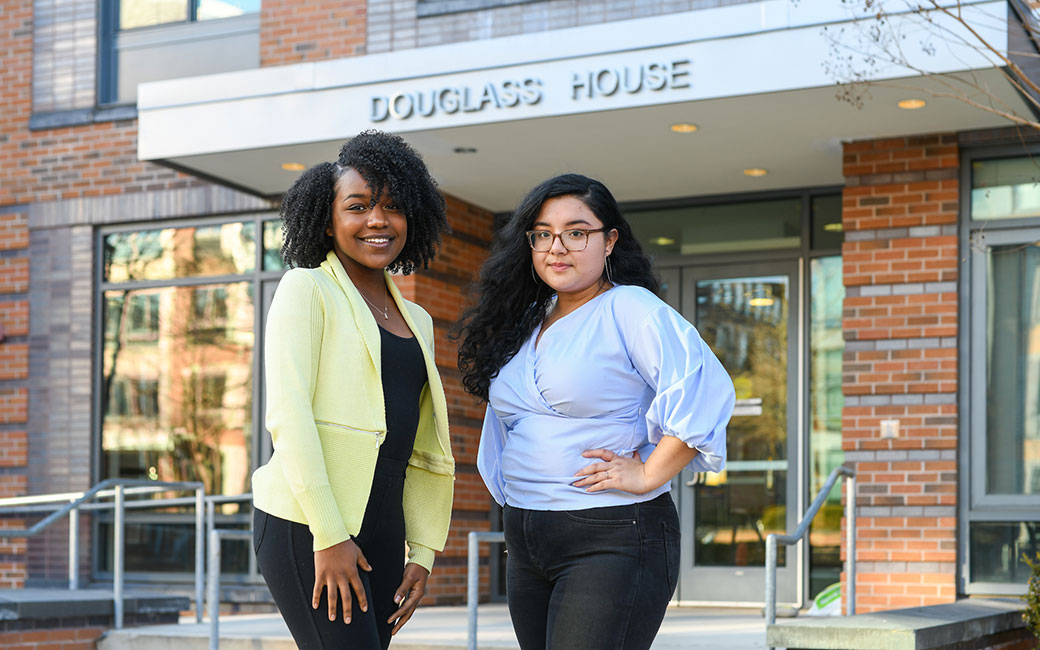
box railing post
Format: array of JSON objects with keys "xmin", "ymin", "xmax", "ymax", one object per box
[
  {"xmin": 208, "ymin": 528, "xmax": 221, "ymax": 650},
  {"xmin": 846, "ymin": 473, "xmax": 856, "ymax": 616},
  {"xmin": 195, "ymin": 487, "xmax": 205, "ymax": 624},
  {"xmin": 466, "ymin": 531, "xmax": 479, "ymax": 650},
  {"xmin": 765, "ymin": 533, "xmax": 777, "ymax": 629},
  {"xmin": 113, "ymin": 484, "xmax": 125, "ymax": 629},
  {"xmin": 68, "ymin": 499, "xmax": 78, "ymax": 590}
]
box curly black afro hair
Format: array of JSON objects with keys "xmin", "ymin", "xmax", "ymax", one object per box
[{"xmin": 279, "ymin": 130, "xmax": 449, "ymax": 273}]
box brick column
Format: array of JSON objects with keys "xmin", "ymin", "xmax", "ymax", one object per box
[
  {"xmin": 0, "ymin": 211, "xmax": 30, "ymax": 588},
  {"xmin": 391, "ymin": 193, "xmax": 495, "ymax": 604},
  {"xmin": 841, "ymin": 134, "xmax": 959, "ymax": 612}
]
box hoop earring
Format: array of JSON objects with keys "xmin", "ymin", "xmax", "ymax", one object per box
[
  {"xmin": 531, "ymin": 264, "xmax": 541, "ymax": 284},
  {"xmin": 605, "ymin": 255, "xmax": 614, "ymax": 284}
]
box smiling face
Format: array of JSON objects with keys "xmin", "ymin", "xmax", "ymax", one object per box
[
  {"xmin": 531, "ymin": 195, "xmax": 618, "ymax": 297},
  {"xmin": 325, "ymin": 167, "xmax": 408, "ymax": 279}
]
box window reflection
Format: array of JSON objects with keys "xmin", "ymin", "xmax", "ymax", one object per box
[
  {"xmin": 104, "ymin": 221, "xmax": 256, "ymax": 283},
  {"xmin": 972, "ymin": 158, "xmax": 1040, "ymax": 220},
  {"xmin": 970, "ymin": 522, "xmax": 1040, "ymax": 583},
  {"xmin": 694, "ymin": 276, "xmax": 788, "ymax": 567},
  {"xmin": 809, "ymin": 256, "xmax": 845, "ymax": 597},
  {"xmin": 986, "ymin": 245, "xmax": 1040, "ymax": 495},
  {"xmin": 262, "ymin": 220, "xmax": 287, "ymax": 271},
  {"xmin": 101, "ymin": 283, "xmax": 254, "ymax": 498},
  {"xmin": 119, "ymin": 0, "xmax": 188, "ymax": 29},
  {"xmin": 628, "ymin": 199, "xmax": 802, "ymax": 257}
]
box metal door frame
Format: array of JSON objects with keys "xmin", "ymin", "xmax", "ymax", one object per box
[{"xmin": 668, "ymin": 260, "xmax": 803, "ymax": 606}]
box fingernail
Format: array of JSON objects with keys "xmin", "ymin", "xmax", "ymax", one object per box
[
  {"xmin": 345, "ymin": 617, "xmax": 351, "ymax": 624},
  {"xmin": 395, "ymin": 594, "xmax": 403, "ymax": 604}
]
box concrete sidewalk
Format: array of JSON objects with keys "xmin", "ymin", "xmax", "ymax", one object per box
[{"xmin": 98, "ymin": 604, "xmax": 768, "ymax": 649}]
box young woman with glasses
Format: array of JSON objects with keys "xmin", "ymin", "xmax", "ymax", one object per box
[
  {"xmin": 455, "ymin": 173, "xmax": 735, "ymax": 650},
  {"xmin": 252, "ymin": 131, "xmax": 454, "ymax": 650}
]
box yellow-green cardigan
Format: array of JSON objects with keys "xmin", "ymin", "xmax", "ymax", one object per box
[{"xmin": 251, "ymin": 250, "xmax": 455, "ymax": 572}]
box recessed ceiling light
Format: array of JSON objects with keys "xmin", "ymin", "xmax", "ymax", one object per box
[
  {"xmin": 281, "ymin": 162, "xmax": 306, "ymax": 171},
  {"xmin": 670, "ymin": 123, "xmax": 698, "ymax": 133},
  {"xmin": 743, "ymin": 168, "xmax": 768, "ymax": 177},
  {"xmin": 453, "ymin": 146, "xmax": 478, "ymax": 154},
  {"xmin": 897, "ymin": 98, "xmax": 926, "ymax": 110},
  {"xmin": 749, "ymin": 298, "xmax": 775, "ymax": 307},
  {"xmin": 824, "ymin": 222, "xmax": 844, "ymax": 232},
  {"xmin": 649, "ymin": 236, "xmax": 676, "ymax": 246}
]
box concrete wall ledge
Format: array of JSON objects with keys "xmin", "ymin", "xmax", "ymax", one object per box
[
  {"xmin": 766, "ymin": 598, "xmax": 1033, "ymax": 650},
  {"xmin": 0, "ymin": 588, "xmax": 188, "ymax": 621}
]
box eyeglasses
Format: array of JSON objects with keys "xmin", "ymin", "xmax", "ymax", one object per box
[{"xmin": 526, "ymin": 228, "xmax": 607, "ymax": 252}]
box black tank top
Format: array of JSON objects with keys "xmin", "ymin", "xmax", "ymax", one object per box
[{"xmin": 377, "ymin": 326, "xmax": 428, "ymax": 463}]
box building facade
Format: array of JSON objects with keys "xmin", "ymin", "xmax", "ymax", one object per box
[{"xmin": 0, "ymin": 0, "xmax": 1037, "ymax": 612}]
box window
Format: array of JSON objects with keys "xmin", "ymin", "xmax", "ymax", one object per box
[
  {"xmin": 97, "ymin": 214, "xmax": 285, "ymax": 579},
  {"xmin": 966, "ymin": 155, "xmax": 1040, "ymax": 594},
  {"xmin": 119, "ymin": 0, "xmax": 260, "ymax": 30},
  {"xmin": 100, "ymin": 0, "xmax": 261, "ymax": 105}
]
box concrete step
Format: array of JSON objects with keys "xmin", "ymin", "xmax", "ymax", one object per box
[
  {"xmin": 766, "ymin": 598, "xmax": 1030, "ymax": 650},
  {"xmin": 98, "ymin": 604, "xmax": 768, "ymax": 650}
]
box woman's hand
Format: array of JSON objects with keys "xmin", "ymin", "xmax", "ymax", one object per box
[
  {"xmin": 574, "ymin": 437, "xmax": 700, "ymax": 495},
  {"xmin": 313, "ymin": 538, "xmax": 372, "ymax": 623},
  {"xmin": 573, "ymin": 449, "xmax": 651, "ymax": 494},
  {"xmin": 387, "ymin": 562, "xmax": 429, "ymax": 635}
]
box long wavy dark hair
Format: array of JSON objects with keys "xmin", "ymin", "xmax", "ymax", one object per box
[
  {"xmin": 454, "ymin": 173, "xmax": 659, "ymax": 401},
  {"xmin": 279, "ymin": 130, "xmax": 448, "ymax": 273}
]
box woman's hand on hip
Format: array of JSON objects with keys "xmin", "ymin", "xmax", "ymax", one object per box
[
  {"xmin": 575, "ymin": 437, "xmax": 699, "ymax": 495},
  {"xmin": 312, "ymin": 538, "xmax": 371, "ymax": 623},
  {"xmin": 388, "ymin": 562, "xmax": 429, "ymax": 635},
  {"xmin": 573, "ymin": 449, "xmax": 652, "ymax": 494}
]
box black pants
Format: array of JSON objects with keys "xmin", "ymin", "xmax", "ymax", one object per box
[
  {"xmin": 254, "ymin": 458, "xmax": 407, "ymax": 650},
  {"xmin": 503, "ymin": 493, "xmax": 680, "ymax": 650}
]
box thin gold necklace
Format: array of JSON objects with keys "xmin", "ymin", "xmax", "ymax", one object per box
[{"xmin": 358, "ymin": 285, "xmax": 388, "ymax": 320}]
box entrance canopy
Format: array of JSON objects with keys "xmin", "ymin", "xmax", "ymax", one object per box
[{"xmin": 137, "ymin": 0, "xmax": 1030, "ymax": 211}]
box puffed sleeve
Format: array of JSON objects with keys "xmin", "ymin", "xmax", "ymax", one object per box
[
  {"xmin": 627, "ymin": 303, "xmax": 735, "ymax": 474},
  {"xmin": 477, "ymin": 407, "xmax": 508, "ymax": 506}
]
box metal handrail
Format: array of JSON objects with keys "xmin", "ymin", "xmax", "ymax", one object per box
[
  {"xmin": 204, "ymin": 493, "xmax": 253, "ymax": 650},
  {"xmin": 0, "ymin": 478, "xmax": 206, "ymax": 629},
  {"xmin": 466, "ymin": 530, "xmax": 505, "ymax": 650},
  {"xmin": 208, "ymin": 527, "xmax": 252, "ymax": 650},
  {"xmin": 765, "ymin": 464, "xmax": 856, "ymax": 648}
]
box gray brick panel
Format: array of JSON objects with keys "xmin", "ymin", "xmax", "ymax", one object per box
[
  {"xmin": 861, "ymin": 285, "xmax": 892, "ymax": 296},
  {"xmin": 378, "ymin": 0, "xmax": 761, "ymax": 51},
  {"xmin": 891, "ymin": 282, "xmax": 924, "ymax": 295},
  {"xmin": 908, "ymin": 226, "xmax": 942, "ymax": 237},
  {"xmin": 845, "ymin": 230, "xmax": 875, "ymax": 241},
  {"xmin": 32, "ymin": 0, "xmax": 97, "ymax": 112},
  {"xmin": 891, "ymin": 394, "xmax": 923, "ymax": 405},
  {"xmin": 844, "ymin": 340, "xmax": 875, "ymax": 351},
  {"xmin": 844, "ymin": 451, "xmax": 875, "ymax": 461}
]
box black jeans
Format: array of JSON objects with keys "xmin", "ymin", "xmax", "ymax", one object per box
[
  {"xmin": 253, "ymin": 458, "xmax": 407, "ymax": 650},
  {"xmin": 503, "ymin": 493, "xmax": 680, "ymax": 650}
]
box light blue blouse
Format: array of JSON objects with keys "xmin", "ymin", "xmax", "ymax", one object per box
[{"xmin": 477, "ymin": 285, "xmax": 736, "ymax": 510}]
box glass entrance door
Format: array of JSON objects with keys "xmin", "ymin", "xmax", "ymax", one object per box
[{"xmin": 672, "ymin": 262, "xmax": 800, "ymax": 603}]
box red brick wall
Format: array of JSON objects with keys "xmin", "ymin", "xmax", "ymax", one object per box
[
  {"xmin": 391, "ymin": 194, "xmax": 496, "ymax": 604},
  {"xmin": 0, "ymin": 208, "xmax": 28, "ymax": 589},
  {"xmin": 260, "ymin": 0, "xmax": 366, "ymax": 66},
  {"xmin": 841, "ymin": 134, "xmax": 959, "ymax": 612},
  {"xmin": 0, "ymin": 0, "xmax": 206, "ymax": 208}
]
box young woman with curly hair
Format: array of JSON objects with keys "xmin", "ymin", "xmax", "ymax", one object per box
[
  {"xmin": 455, "ymin": 173, "xmax": 735, "ymax": 650},
  {"xmin": 252, "ymin": 130, "xmax": 454, "ymax": 650}
]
